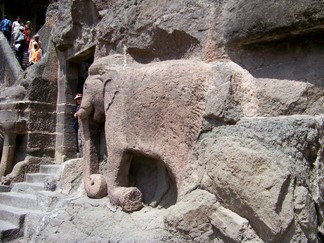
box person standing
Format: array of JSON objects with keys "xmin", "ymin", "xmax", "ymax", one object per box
[
  {"xmin": 73, "ymin": 93, "xmax": 83, "ymax": 157},
  {"xmin": 14, "ymin": 26, "xmax": 26, "ymax": 67},
  {"xmin": 11, "ymin": 16, "xmax": 21, "ymax": 47},
  {"xmin": 29, "ymin": 33, "xmax": 42, "ymax": 60},
  {"xmin": 29, "ymin": 41, "xmax": 42, "ymax": 65},
  {"xmin": 24, "ymin": 20, "xmax": 32, "ymax": 50},
  {"xmin": 0, "ymin": 15, "xmax": 12, "ymax": 43}
]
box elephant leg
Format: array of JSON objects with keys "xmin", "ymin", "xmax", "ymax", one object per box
[
  {"xmin": 80, "ymin": 118, "xmax": 107, "ymax": 198},
  {"xmin": 0, "ymin": 131, "xmax": 16, "ymax": 179},
  {"xmin": 107, "ymin": 148, "xmax": 143, "ymax": 212}
]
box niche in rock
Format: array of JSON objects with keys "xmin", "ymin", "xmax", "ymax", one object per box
[
  {"xmin": 14, "ymin": 134, "xmax": 27, "ymax": 163},
  {"xmin": 75, "ymin": 56, "xmax": 94, "ymax": 94},
  {"xmin": 127, "ymin": 28, "xmax": 200, "ymax": 64},
  {"xmin": 129, "ymin": 152, "xmax": 177, "ymax": 208},
  {"xmin": 227, "ymin": 32, "xmax": 324, "ymax": 88}
]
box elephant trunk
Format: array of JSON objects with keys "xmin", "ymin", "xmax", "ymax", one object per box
[
  {"xmin": 80, "ymin": 117, "xmax": 107, "ymax": 198},
  {"xmin": 77, "ymin": 107, "xmax": 89, "ymax": 120}
]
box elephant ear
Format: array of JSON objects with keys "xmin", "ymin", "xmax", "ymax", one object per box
[{"xmin": 103, "ymin": 70, "xmax": 120, "ymax": 112}]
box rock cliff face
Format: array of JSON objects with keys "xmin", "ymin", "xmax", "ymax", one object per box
[
  {"xmin": 14, "ymin": 0, "xmax": 324, "ymax": 242},
  {"xmin": 0, "ymin": 5, "xmax": 58, "ymax": 185}
]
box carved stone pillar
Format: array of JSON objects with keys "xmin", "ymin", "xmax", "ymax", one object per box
[
  {"xmin": 0, "ymin": 130, "xmax": 16, "ymax": 178},
  {"xmin": 0, "ymin": 120, "xmax": 26, "ymax": 179}
]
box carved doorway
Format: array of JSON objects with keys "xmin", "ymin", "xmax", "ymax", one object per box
[
  {"xmin": 72, "ymin": 57, "xmax": 94, "ymax": 158},
  {"xmin": 55, "ymin": 47, "xmax": 95, "ymax": 162}
]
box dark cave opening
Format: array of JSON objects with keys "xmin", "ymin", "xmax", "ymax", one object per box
[{"xmin": 129, "ymin": 152, "xmax": 177, "ymax": 208}]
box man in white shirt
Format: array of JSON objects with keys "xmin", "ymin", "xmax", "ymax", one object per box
[{"xmin": 11, "ymin": 16, "xmax": 21, "ymax": 47}]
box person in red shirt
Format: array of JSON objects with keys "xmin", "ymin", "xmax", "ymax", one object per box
[{"xmin": 24, "ymin": 21, "xmax": 32, "ymax": 50}]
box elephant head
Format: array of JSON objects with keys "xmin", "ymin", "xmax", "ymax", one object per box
[{"xmin": 78, "ymin": 55, "xmax": 125, "ymax": 199}]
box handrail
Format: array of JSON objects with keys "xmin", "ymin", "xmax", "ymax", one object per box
[{"xmin": 0, "ymin": 32, "xmax": 23, "ymax": 84}]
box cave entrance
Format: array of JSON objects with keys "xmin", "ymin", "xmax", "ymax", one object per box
[
  {"xmin": 67, "ymin": 47, "xmax": 95, "ymax": 95},
  {"xmin": 68, "ymin": 50, "xmax": 95, "ymax": 158},
  {"xmin": 129, "ymin": 152, "xmax": 177, "ymax": 208},
  {"xmin": 63, "ymin": 46, "xmax": 106, "ymax": 161},
  {"xmin": 55, "ymin": 45, "xmax": 98, "ymax": 162},
  {"xmin": 76, "ymin": 56, "xmax": 94, "ymax": 94}
]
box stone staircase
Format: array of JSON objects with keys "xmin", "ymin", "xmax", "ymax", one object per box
[
  {"xmin": 10, "ymin": 48, "xmax": 30, "ymax": 70},
  {"xmin": 22, "ymin": 50, "xmax": 30, "ymax": 70},
  {"xmin": 0, "ymin": 164, "xmax": 61, "ymax": 242}
]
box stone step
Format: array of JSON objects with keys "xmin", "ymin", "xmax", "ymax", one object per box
[
  {"xmin": 0, "ymin": 219, "xmax": 21, "ymax": 242},
  {"xmin": 11, "ymin": 182, "xmax": 44, "ymax": 194},
  {"xmin": 25, "ymin": 173, "xmax": 52, "ymax": 183},
  {"xmin": 0, "ymin": 185, "xmax": 11, "ymax": 192},
  {"xmin": 0, "ymin": 204, "xmax": 27, "ymax": 227},
  {"xmin": 0, "ymin": 192, "xmax": 37, "ymax": 210},
  {"xmin": 39, "ymin": 164, "xmax": 61, "ymax": 174},
  {"xmin": 0, "ymin": 161, "xmax": 61, "ymax": 242}
]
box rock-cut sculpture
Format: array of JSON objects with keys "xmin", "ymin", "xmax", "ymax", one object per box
[{"xmin": 78, "ymin": 55, "xmax": 212, "ymax": 212}]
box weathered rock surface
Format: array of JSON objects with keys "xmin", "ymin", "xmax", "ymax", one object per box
[
  {"xmin": 60, "ymin": 158, "xmax": 83, "ymax": 195},
  {"xmin": 196, "ymin": 115, "xmax": 323, "ymax": 242},
  {"xmin": 1, "ymin": 0, "xmax": 323, "ymax": 242},
  {"xmin": 0, "ymin": 2, "xmax": 59, "ymax": 186},
  {"xmin": 29, "ymin": 196, "xmax": 171, "ymax": 243}
]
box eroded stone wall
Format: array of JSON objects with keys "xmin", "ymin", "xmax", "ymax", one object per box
[{"xmin": 21, "ymin": 0, "xmax": 324, "ymax": 242}]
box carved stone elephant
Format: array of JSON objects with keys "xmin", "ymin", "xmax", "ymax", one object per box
[{"xmin": 79, "ymin": 55, "xmax": 213, "ymax": 212}]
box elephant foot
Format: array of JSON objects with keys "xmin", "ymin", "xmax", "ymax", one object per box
[
  {"xmin": 85, "ymin": 174, "xmax": 107, "ymax": 198},
  {"xmin": 110, "ymin": 187, "xmax": 143, "ymax": 212}
]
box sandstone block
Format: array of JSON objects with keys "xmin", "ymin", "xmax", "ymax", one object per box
[{"xmin": 210, "ymin": 206, "xmax": 263, "ymax": 243}]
